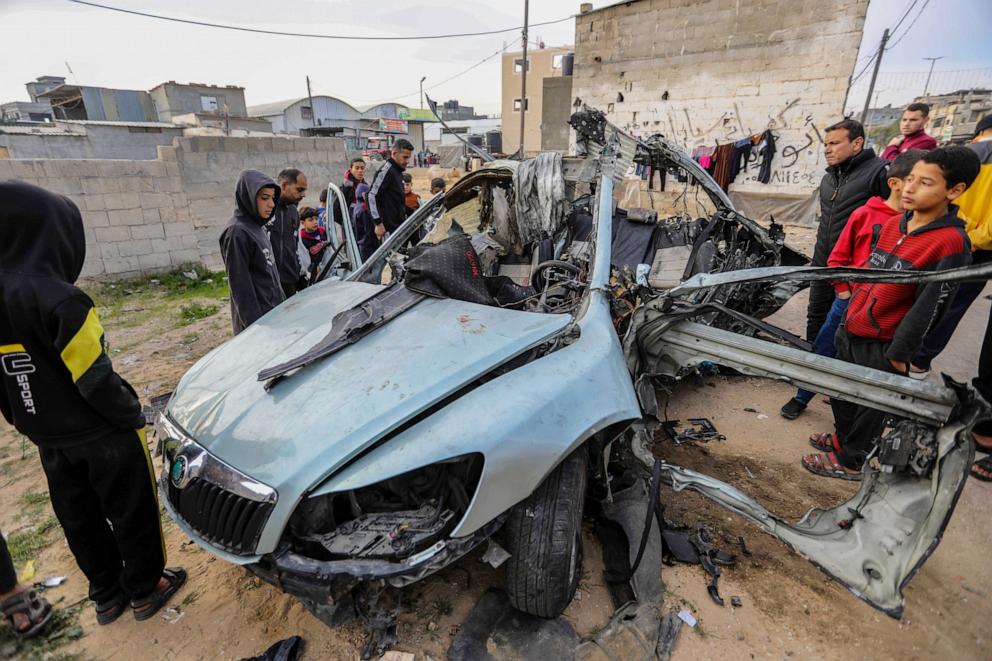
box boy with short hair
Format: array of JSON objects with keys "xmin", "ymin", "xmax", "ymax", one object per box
[
  {"xmin": 0, "ymin": 181, "xmax": 186, "ymax": 625},
  {"xmin": 403, "ymin": 172, "xmax": 420, "ymax": 218},
  {"xmin": 299, "ymin": 206, "xmax": 328, "ymax": 279},
  {"xmin": 802, "ymin": 146, "xmax": 981, "ymax": 479},
  {"xmin": 781, "ymin": 150, "xmax": 925, "ymax": 420},
  {"xmin": 430, "ymin": 177, "xmax": 446, "ymax": 195}
]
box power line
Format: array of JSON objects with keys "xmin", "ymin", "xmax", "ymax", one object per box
[
  {"xmin": 65, "ymin": 0, "xmax": 572, "ymax": 41},
  {"xmin": 886, "ymin": 0, "xmax": 933, "ymax": 50},
  {"xmin": 888, "ymin": 0, "xmax": 919, "ymax": 37},
  {"xmin": 349, "ymin": 39, "xmax": 521, "ymax": 106}
]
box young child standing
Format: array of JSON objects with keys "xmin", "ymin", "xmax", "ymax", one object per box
[
  {"xmin": 781, "ymin": 150, "xmax": 925, "ymax": 420},
  {"xmin": 403, "ymin": 172, "xmax": 421, "ymax": 218},
  {"xmin": 299, "ymin": 206, "xmax": 328, "ymax": 280},
  {"xmin": 0, "ymin": 181, "xmax": 186, "ymax": 624},
  {"xmin": 802, "ymin": 146, "xmax": 981, "ymax": 479}
]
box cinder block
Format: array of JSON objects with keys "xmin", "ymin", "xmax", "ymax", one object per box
[
  {"xmin": 94, "ymin": 226, "xmax": 131, "ymax": 242},
  {"xmin": 138, "ymin": 252, "xmax": 173, "ymax": 270},
  {"xmin": 131, "ymin": 223, "xmax": 165, "ymax": 240},
  {"xmin": 140, "ymin": 191, "xmax": 172, "ymax": 208},
  {"xmin": 150, "ymin": 237, "xmax": 185, "ymax": 253},
  {"xmin": 102, "ymin": 257, "xmax": 142, "ymax": 275},
  {"xmin": 157, "ymin": 145, "xmax": 178, "ymax": 161},
  {"xmin": 83, "ymin": 194, "xmax": 107, "ymax": 211},
  {"xmin": 11, "ymin": 161, "xmax": 44, "ymax": 179},
  {"xmin": 99, "ymin": 243, "xmax": 119, "ymax": 259},
  {"xmin": 107, "ymin": 209, "xmax": 145, "ymax": 227},
  {"xmin": 82, "ymin": 210, "xmax": 110, "ymax": 228},
  {"xmin": 117, "ymin": 193, "xmax": 142, "ymax": 209},
  {"xmin": 163, "ymin": 221, "xmax": 195, "ymax": 237},
  {"xmin": 0, "ymin": 161, "xmax": 14, "ymax": 179},
  {"xmin": 118, "ymin": 239, "xmax": 153, "ymax": 257},
  {"xmin": 169, "ymin": 249, "xmax": 203, "ymax": 265},
  {"xmin": 118, "ymin": 177, "xmax": 145, "ymax": 193},
  {"xmin": 82, "ymin": 177, "xmax": 119, "ymax": 195},
  {"xmin": 80, "ymin": 258, "xmax": 105, "ymax": 278},
  {"xmin": 142, "ymin": 208, "xmax": 162, "ymax": 223}
]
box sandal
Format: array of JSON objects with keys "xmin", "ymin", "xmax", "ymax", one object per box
[
  {"xmin": 1, "ymin": 587, "xmax": 53, "ymax": 638},
  {"xmin": 131, "ymin": 567, "xmax": 187, "ymax": 622},
  {"xmin": 808, "ymin": 432, "xmax": 837, "ymax": 453},
  {"xmin": 971, "ymin": 456, "xmax": 992, "ymax": 483},
  {"xmin": 95, "ymin": 591, "xmax": 127, "ymax": 625},
  {"xmin": 801, "ymin": 452, "xmax": 862, "ymax": 481}
]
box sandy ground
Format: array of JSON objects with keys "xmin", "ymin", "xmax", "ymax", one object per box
[{"xmin": 1, "ymin": 221, "xmax": 989, "ymax": 660}]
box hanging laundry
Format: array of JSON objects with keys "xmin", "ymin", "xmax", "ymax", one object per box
[
  {"xmin": 730, "ymin": 137, "xmax": 753, "ymax": 183},
  {"xmin": 756, "ymin": 130, "xmax": 777, "ymax": 184},
  {"xmin": 711, "ymin": 143, "xmax": 736, "ymax": 191}
]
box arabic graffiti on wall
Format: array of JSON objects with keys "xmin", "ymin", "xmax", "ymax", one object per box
[{"xmin": 618, "ymin": 96, "xmax": 828, "ymax": 192}]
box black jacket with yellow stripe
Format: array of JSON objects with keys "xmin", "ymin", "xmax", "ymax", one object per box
[{"xmin": 0, "ymin": 180, "xmax": 144, "ymax": 447}]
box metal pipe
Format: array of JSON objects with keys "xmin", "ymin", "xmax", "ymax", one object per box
[{"xmin": 518, "ymin": 0, "xmax": 529, "ymax": 155}]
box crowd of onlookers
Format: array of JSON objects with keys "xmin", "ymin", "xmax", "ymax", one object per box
[{"xmin": 781, "ymin": 104, "xmax": 992, "ymax": 483}]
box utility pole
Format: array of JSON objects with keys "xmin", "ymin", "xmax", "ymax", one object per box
[
  {"xmin": 922, "ymin": 56, "xmax": 944, "ymax": 96},
  {"xmin": 306, "ymin": 75, "xmax": 316, "ymax": 129},
  {"xmin": 860, "ymin": 28, "xmax": 889, "ymax": 124},
  {"xmin": 518, "ymin": 0, "xmax": 529, "ymax": 155},
  {"xmin": 420, "ymin": 77, "xmax": 427, "ymax": 109}
]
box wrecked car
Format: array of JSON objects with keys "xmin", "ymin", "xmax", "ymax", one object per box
[{"xmin": 156, "ymin": 107, "xmax": 989, "ymax": 626}]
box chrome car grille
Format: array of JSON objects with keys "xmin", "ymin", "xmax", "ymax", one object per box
[
  {"xmin": 156, "ymin": 414, "xmax": 277, "ymax": 556},
  {"xmin": 166, "ymin": 478, "xmax": 273, "ymax": 555}
]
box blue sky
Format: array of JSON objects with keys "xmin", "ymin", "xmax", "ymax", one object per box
[{"xmin": 0, "ymin": 0, "xmax": 989, "ymax": 116}]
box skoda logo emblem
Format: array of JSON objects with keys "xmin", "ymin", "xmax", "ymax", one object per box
[{"xmin": 170, "ymin": 455, "xmax": 190, "ymax": 488}]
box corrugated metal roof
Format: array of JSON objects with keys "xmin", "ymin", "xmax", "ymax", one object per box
[{"xmin": 247, "ymin": 95, "xmax": 410, "ymax": 118}]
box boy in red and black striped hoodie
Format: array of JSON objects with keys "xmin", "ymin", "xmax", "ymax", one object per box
[{"xmin": 803, "ymin": 147, "xmax": 981, "ymax": 479}]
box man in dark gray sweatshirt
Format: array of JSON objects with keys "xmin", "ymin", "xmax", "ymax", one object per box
[{"xmin": 220, "ymin": 170, "xmax": 285, "ymax": 334}]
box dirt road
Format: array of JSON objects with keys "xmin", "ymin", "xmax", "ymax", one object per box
[{"xmin": 1, "ymin": 223, "xmax": 989, "ymax": 660}]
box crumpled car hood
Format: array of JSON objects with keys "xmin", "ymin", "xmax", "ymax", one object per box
[{"xmin": 166, "ymin": 279, "xmax": 570, "ymax": 492}]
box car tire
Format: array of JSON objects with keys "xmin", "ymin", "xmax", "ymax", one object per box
[{"xmin": 504, "ymin": 446, "xmax": 588, "ymax": 618}]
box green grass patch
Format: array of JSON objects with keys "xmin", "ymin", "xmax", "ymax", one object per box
[
  {"xmin": 19, "ymin": 490, "xmax": 49, "ymax": 508},
  {"xmin": 85, "ymin": 263, "xmax": 229, "ymax": 308},
  {"xmin": 177, "ymin": 301, "xmax": 220, "ymax": 326},
  {"xmin": 0, "ymin": 600, "xmax": 85, "ymax": 660},
  {"xmin": 6, "ymin": 516, "xmax": 62, "ymax": 564}
]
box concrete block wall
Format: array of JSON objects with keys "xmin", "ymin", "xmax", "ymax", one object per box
[
  {"xmin": 573, "ymin": 0, "xmax": 870, "ymax": 209},
  {"xmin": 0, "ymin": 136, "xmax": 348, "ymax": 277}
]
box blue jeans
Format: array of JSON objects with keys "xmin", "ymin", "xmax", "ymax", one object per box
[{"xmin": 795, "ymin": 296, "xmax": 849, "ymax": 405}]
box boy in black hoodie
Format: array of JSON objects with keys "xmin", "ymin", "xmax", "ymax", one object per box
[
  {"xmin": 0, "ymin": 181, "xmax": 185, "ymax": 625},
  {"xmin": 220, "ymin": 170, "xmax": 285, "ymax": 334}
]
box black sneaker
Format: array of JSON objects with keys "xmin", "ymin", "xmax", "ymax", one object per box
[{"xmin": 780, "ymin": 398, "xmax": 807, "ymax": 420}]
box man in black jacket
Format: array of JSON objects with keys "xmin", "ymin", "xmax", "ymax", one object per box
[
  {"xmin": 267, "ymin": 168, "xmax": 308, "ymax": 297},
  {"xmin": 220, "ymin": 170, "xmax": 286, "ymax": 334},
  {"xmin": 807, "ymin": 119, "xmax": 890, "ymax": 341},
  {"xmin": 369, "ymin": 139, "xmax": 414, "ymax": 241},
  {"xmin": 0, "ymin": 181, "xmax": 185, "ymax": 625}
]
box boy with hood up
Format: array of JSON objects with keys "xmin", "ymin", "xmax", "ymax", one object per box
[
  {"xmin": 220, "ymin": 170, "xmax": 285, "ymax": 335},
  {"xmin": 0, "ymin": 180, "xmax": 185, "ymax": 625}
]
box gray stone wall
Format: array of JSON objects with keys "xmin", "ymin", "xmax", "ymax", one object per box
[
  {"xmin": 0, "ymin": 124, "xmax": 186, "ymax": 160},
  {"xmin": 0, "ymin": 136, "xmax": 349, "ymax": 277},
  {"xmin": 573, "ymin": 0, "xmax": 869, "ymax": 203}
]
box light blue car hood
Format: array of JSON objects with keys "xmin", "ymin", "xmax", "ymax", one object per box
[{"xmin": 167, "ymin": 279, "xmax": 570, "ymax": 495}]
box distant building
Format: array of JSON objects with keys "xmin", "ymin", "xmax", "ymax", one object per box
[
  {"xmin": 25, "ymin": 76, "xmax": 67, "ymax": 103},
  {"xmin": 914, "ymin": 88, "xmax": 992, "ymax": 144},
  {"xmin": 501, "ymin": 45, "xmax": 573, "ymax": 155},
  {"xmin": 438, "ymin": 100, "xmax": 482, "ymax": 121},
  {"xmin": 32, "ymin": 77, "xmax": 156, "ymax": 122},
  {"xmin": 1, "ymin": 101, "xmax": 54, "ymax": 123},
  {"xmin": 865, "ymin": 104, "xmax": 903, "ymax": 128},
  {"xmin": 149, "ymin": 81, "xmax": 248, "ymax": 123},
  {"xmin": 247, "ymin": 95, "xmax": 426, "ymax": 150}
]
